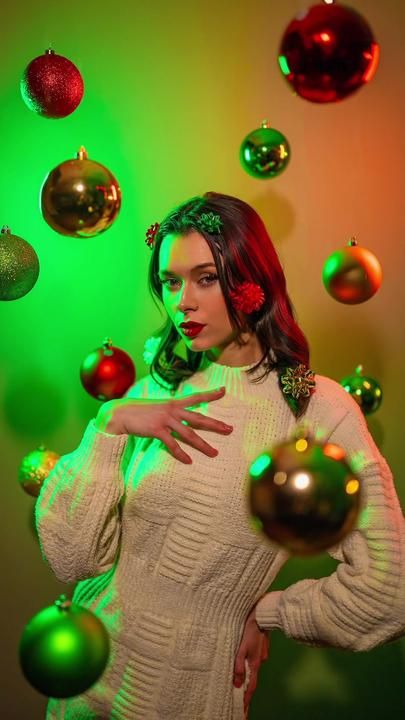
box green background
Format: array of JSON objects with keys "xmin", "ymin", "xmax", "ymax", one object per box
[{"xmin": 1, "ymin": 0, "xmax": 404, "ymax": 717}]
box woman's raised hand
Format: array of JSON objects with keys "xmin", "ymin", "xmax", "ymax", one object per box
[{"xmin": 94, "ymin": 387, "xmax": 233, "ymax": 464}]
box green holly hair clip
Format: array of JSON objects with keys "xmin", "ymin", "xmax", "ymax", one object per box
[{"xmin": 197, "ymin": 212, "xmax": 223, "ymax": 234}]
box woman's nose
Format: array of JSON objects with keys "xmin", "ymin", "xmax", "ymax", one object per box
[{"xmin": 178, "ymin": 283, "xmax": 198, "ymax": 311}]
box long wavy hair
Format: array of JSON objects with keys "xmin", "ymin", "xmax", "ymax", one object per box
[{"xmin": 146, "ymin": 191, "xmax": 311, "ymax": 413}]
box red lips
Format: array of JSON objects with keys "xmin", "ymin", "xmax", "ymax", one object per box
[
  {"xmin": 179, "ymin": 322, "xmax": 206, "ymax": 328},
  {"xmin": 180, "ymin": 323, "xmax": 206, "ymax": 338}
]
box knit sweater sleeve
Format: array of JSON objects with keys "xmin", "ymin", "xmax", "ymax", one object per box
[
  {"xmin": 35, "ymin": 376, "xmax": 150, "ymax": 584},
  {"xmin": 255, "ymin": 377, "xmax": 405, "ymax": 650}
]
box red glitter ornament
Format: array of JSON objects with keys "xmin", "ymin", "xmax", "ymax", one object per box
[
  {"xmin": 229, "ymin": 281, "xmax": 265, "ymax": 314},
  {"xmin": 80, "ymin": 338, "xmax": 136, "ymax": 401},
  {"xmin": 21, "ymin": 49, "xmax": 84, "ymax": 118},
  {"xmin": 278, "ymin": 3, "xmax": 380, "ymax": 103}
]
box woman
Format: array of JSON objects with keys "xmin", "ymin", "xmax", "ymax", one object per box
[{"xmin": 36, "ymin": 192, "xmax": 405, "ymax": 719}]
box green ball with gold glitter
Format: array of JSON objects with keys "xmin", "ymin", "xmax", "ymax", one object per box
[
  {"xmin": 0, "ymin": 226, "xmax": 40, "ymax": 300},
  {"xmin": 18, "ymin": 446, "xmax": 60, "ymax": 497}
]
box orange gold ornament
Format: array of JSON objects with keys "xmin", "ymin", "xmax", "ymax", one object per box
[{"xmin": 322, "ymin": 237, "xmax": 382, "ymax": 304}]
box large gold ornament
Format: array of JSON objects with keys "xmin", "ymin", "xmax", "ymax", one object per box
[
  {"xmin": 41, "ymin": 146, "xmax": 121, "ymax": 237},
  {"xmin": 0, "ymin": 226, "xmax": 40, "ymax": 300},
  {"xmin": 18, "ymin": 445, "xmax": 60, "ymax": 497},
  {"xmin": 249, "ymin": 434, "xmax": 361, "ymax": 555}
]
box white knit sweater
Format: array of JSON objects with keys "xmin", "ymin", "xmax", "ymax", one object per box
[{"xmin": 36, "ymin": 359, "xmax": 405, "ymax": 720}]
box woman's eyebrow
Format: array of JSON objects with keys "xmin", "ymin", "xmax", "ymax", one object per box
[{"xmin": 159, "ymin": 262, "xmax": 216, "ymax": 276}]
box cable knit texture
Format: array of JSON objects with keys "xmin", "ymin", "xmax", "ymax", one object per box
[{"xmin": 35, "ymin": 358, "xmax": 405, "ymax": 719}]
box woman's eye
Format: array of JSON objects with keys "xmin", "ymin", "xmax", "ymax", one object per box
[
  {"xmin": 160, "ymin": 278, "xmax": 179, "ymax": 289},
  {"xmin": 161, "ymin": 274, "xmax": 218, "ymax": 289},
  {"xmin": 199, "ymin": 274, "xmax": 218, "ymax": 286}
]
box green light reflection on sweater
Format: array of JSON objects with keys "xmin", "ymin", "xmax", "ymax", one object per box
[{"xmin": 250, "ymin": 453, "xmax": 271, "ymax": 479}]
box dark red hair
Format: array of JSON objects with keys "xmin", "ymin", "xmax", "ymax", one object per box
[{"xmin": 147, "ymin": 191, "xmax": 311, "ymax": 413}]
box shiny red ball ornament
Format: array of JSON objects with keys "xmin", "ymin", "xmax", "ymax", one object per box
[
  {"xmin": 19, "ymin": 595, "xmax": 110, "ymax": 698},
  {"xmin": 80, "ymin": 338, "xmax": 136, "ymax": 401},
  {"xmin": 340, "ymin": 364, "xmax": 382, "ymax": 415},
  {"xmin": 21, "ymin": 48, "xmax": 84, "ymax": 118},
  {"xmin": 278, "ymin": 3, "xmax": 380, "ymax": 103},
  {"xmin": 322, "ymin": 237, "xmax": 382, "ymax": 304},
  {"xmin": 249, "ymin": 434, "xmax": 361, "ymax": 556}
]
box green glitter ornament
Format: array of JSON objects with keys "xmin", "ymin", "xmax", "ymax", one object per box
[{"xmin": 0, "ymin": 226, "xmax": 40, "ymax": 300}]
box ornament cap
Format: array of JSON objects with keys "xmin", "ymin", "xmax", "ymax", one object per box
[
  {"xmin": 355, "ymin": 364, "xmax": 364, "ymax": 375},
  {"xmin": 54, "ymin": 594, "xmax": 71, "ymax": 612},
  {"xmin": 348, "ymin": 236, "xmax": 358, "ymax": 247},
  {"xmin": 1, "ymin": 225, "xmax": 11, "ymax": 235},
  {"xmin": 102, "ymin": 337, "xmax": 114, "ymax": 356},
  {"xmin": 261, "ymin": 119, "xmax": 270, "ymax": 128},
  {"xmin": 45, "ymin": 48, "xmax": 55, "ymax": 55},
  {"xmin": 77, "ymin": 146, "xmax": 88, "ymax": 160}
]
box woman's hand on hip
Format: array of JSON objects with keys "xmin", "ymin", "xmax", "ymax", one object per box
[
  {"xmin": 95, "ymin": 386, "xmax": 233, "ymax": 464},
  {"xmin": 234, "ymin": 605, "xmax": 270, "ymax": 715}
]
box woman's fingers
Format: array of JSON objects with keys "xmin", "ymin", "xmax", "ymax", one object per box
[
  {"xmin": 159, "ymin": 430, "xmax": 192, "ymax": 464},
  {"xmin": 177, "ymin": 409, "xmax": 233, "ymax": 434},
  {"xmin": 261, "ymin": 633, "xmax": 269, "ymax": 661},
  {"xmin": 176, "ymin": 387, "xmax": 225, "ymax": 406},
  {"xmin": 244, "ymin": 661, "xmax": 259, "ymax": 713},
  {"xmin": 233, "ymin": 648, "xmax": 246, "ymax": 688},
  {"xmin": 169, "ymin": 419, "xmax": 218, "ymax": 457}
]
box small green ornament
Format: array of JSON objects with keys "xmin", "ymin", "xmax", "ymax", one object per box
[
  {"xmin": 340, "ymin": 364, "xmax": 382, "ymax": 415},
  {"xmin": 240, "ymin": 120, "xmax": 291, "ymax": 179}
]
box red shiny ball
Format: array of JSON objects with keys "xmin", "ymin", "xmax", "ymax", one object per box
[
  {"xmin": 80, "ymin": 340, "xmax": 136, "ymax": 401},
  {"xmin": 279, "ymin": 3, "xmax": 379, "ymax": 103},
  {"xmin": 21, "ymin": 49, "xmax": 84, "ymax": 118}
]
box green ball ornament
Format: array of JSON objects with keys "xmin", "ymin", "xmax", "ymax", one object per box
[
  {"xmin": 340, "ymin": 364, "xmax": 382, "ymax": 415},
  {"xmin": 19, "ymin": 595, "xmax": 110, "ymax": 698},
  {"xmin": 249, "ymin": 434, "xmax": 361, "ymax": 556},
  {"xmin": 240, "ymin": 120, "xmax": 291, "ymax": 178},
  {"xmin": 0, "ymin": 225, "xmax": 40, "ymax": 300}
]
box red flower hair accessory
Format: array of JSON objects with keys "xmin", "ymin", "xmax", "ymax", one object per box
[
  {"xmin": 145, "ymin": 222, "xmax": 160, "ymax": 249},
  {"xmin": 229, "ymin": 281, "xmax": 265, "ymax": 314}
]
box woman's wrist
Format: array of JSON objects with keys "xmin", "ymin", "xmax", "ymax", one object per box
[
  {"xmin": 95, "ymin": 402, "xmax": 126, "ymax": 435},
  {"xmin": 254, "ymin": 590, "xmax": 283, "ymax": 630}
]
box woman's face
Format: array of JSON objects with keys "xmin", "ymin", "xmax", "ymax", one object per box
[{"xmin": 158, "ymin": 231, "xmax": 239, "ymax": 355}]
